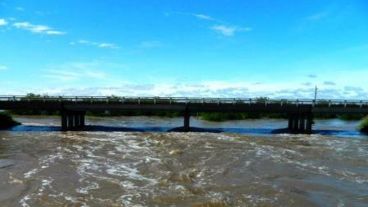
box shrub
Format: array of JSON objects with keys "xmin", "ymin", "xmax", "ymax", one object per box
[
  {"xmin": 359, "ymin": 116, "xmax": 368, "ymax": 133},
  {"xmin": 0, "ymin": 112, "xmax": 20, "ymax": 129}
]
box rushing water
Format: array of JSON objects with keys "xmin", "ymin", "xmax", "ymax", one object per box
[{"xmin": 0, "ymin": 116, "xmax": 368, "ymax": 206}]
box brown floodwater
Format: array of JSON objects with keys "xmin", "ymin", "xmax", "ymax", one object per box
[{"xmin": 0, "ymin": 116, "xmax": 367, "ymax": 206}]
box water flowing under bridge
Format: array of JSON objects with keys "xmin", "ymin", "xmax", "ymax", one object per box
[{"xmin": 1, "ymin": 96, "xmax": 368, "ymax": 133}]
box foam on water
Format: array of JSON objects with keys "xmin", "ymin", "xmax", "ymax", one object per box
[
  {"xmin": 76, "ymin": 181, "xmax": 100, "ymax": 194},
  {"xmin": 19, "ymin": 195, "xmax": 30, "ymax": 207},
  {"xmin": 0, "ymin": 130, "xmax": 367, "ymax": 206}
]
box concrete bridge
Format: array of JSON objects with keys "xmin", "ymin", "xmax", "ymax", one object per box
[{"xmin": 1, "ymin": 96, "xmax": 368, "ymax": 133}]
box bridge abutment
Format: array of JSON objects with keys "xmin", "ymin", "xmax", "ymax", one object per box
[{"xmin": 61, "ymin": 111, "xmax": 86, "ymax": 131}]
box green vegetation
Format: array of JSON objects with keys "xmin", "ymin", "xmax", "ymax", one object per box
[
  {"xmin": 359, "ymin": 116, "xmax": 368, "ymax": 133},
  {"xmin": 22, "ymin": 93, "xmax": 43, "ymax": 99},
  {"xmin": 0, "ymin": 112, "xmax": 20, "ymax": 129},
  {"xmin": 10, "ymin": 109, "xmax": 59, "ymax": 116},
  {"xmin": 9, "ymin": 93, "xmax": 59, "ymax": 116},
  {"xmin": 198, "ymin": 112, "xmax": 287, "ymax": 122},
  {"xmin": 199, "ymin": 112, "xmax": 257, "ymax": 122},
  {"xmin": 85, "ymin": 110, "xmax": 181, "ymax": 117},
  {"xmin": 311, "ymin": 114, "xmax": 366, "ymax": 120},
  {"xmin": 339, "ymin": 114, "xmax": 366, "ymax": 121}
]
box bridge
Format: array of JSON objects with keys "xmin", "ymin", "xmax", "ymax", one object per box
[{"xmin": 1, "ymin": 96, "xmax": 368, "ymax": 133}]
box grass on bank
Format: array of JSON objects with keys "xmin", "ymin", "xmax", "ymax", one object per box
[
  {"xmin": 0, "ymin": 112, "xmax": 20, "ymax": 129},
  {"xmin": 197, "ymin": 112, "xmax": 287, "ymax": 122},
  {"xmin": 359, "ymin": 116, "xmax": 368, "ymax": 133}
]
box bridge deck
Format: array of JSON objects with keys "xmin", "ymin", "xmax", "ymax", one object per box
[{"xmin": 1, "ymin": 96, "xmax": 368, "ymax": 114}]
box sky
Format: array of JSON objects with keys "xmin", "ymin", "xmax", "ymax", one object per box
[{"xmin": 0, "ymin": 0, "xmax": 368, "ymax": 99}]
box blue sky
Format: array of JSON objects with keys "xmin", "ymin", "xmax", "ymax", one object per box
[{"xmin": 0, "ymin": 0, "xmax": 368, "ymax": 99}]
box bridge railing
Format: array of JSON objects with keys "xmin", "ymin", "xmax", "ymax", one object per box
[{"xmin": 0, "ymin": 95, "xmax": 368, "ymax": 107}]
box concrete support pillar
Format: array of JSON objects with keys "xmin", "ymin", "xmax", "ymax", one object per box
[
  {"xmin": 306, "ymin": 114, "xmax": 313, "ymax": 133},
  {"xmin": 76, "ymin": 112, "xmax": 86, "ymax": 129},
  {"xmin": 299, "ymin": 114, "xmax": 305, "ymax": 131},
  {"xmin": 288, "ymin": 113, "xmax": 313, "ymax": 134},
  {"xmin": 288, "ymin": 116, "xmax": 293, "ymax": 130},
  {"xmin": 61, "ymin": 112, "xmax": 68, "ymax": 131},
  {"xmin": 67, "ymin": 114, "xmax": 73, "ymax": 129},
  {"xmin": 183, "ymin": 109, "xmax": 190, "ymax": 132},
  {"xmin": 80, "ymin": 113, "xmax": 85, "ymax": 127},
  {"xmin": 61, "ymin": 111, "xmax": 86, "ymax": 131},
  {"xmin": 292, "ymin": 114, "xmax": 299, "ymax": 131},
  {"xmin": 75, "ymin": 114, "xmax": 81, "ymax": 128}
]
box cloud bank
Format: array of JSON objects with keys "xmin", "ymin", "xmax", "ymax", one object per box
[
  {"xmin": 0, "ymin": 18, "xmax": 7, "ymax": 26},
  {"xmin": 4, "ymin": 82, "xmax": 366, "ymax": 100},
  {"xmin": 211, "ymin": 25, "xmax": 252, "ymax": 37},
  {"xmin": 0, "ymin": 65, "xmax": 8, "ymax": 70},
  {"xmin": 13, "ymin": 21, "xmax": 65, "ymax": 35},
  {"xmin": 70, "ymin": 40, "xmax": 119, "ymax": 49}
]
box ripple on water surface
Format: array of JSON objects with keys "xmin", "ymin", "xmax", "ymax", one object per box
[{"xmin": 0, "ymin": 131, "xmax": 367, "ymax": 206}]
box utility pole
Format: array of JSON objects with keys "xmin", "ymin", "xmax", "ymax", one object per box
[{"xmin": 314, "ymin": 85, "xmax": 318, "ymax": 101}]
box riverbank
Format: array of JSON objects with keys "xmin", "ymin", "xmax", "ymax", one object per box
[{"xmin": 0, "ymin": 112, "xmax": 20, "ymax": 129}]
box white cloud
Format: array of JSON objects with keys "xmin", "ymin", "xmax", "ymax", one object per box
[
  {"xmin": 70, "ymin": 40, "xmax": 119, "ymax": 49},
  {"xmin": 211, "ymin": 25, "xmax": 236, "ymax": 36},
  {"xmin": 0, "ymin": 18, "xmax": 8, "ymax": 26},
  {"xmin": 44, "ymin": 69, "xmax": 107, "ymax": 81},
  {"xmin": 15, "ymin": 7, "xmax": 24, "ymax": 11},
  {"xmin": 308, "ymin": 74, "xmax": 318, "ymax": 78},
  {"xmin": 15, "ymin": 81, "xmax": 367, "ymax": 100},
  {"xmin": 98, "ymin": 43, "xmax": 118, "ymax": 49},
  {"xmin": 0, "ymin": 65, "xmax": 8, "ymax": 70},
  {"xmin": 192, "ymin": 14, "xmax": 214, "ymax": 21},
  {"xmin": 43, "ymin": 62, "xmax": 108, "ymax": 82},
  {"xmin": 169, "ymin": 12, "xmax": 215, "ymax": 21},
  {"xmin": 2, "ymin": 76, "xmax": 368, "ymax": 99},
  {"xmin": 46, "ymin": 30, "xmax": 64, "ymax": 35},
  {"xmin": 211, "ymin": 25, "xmax": 252, "ymax": 37},
  {"xmin": 44, "ymin": 70, "xmax": 80, "ymax": 81},
  {"xmin": 13, "ymin": 21, "xmax": 65, "ymax": 35},
  {"xmin": 170, "ymin": 12, "xmax": 252, "ymax": 37},
  {"xmin": 323, "ymin": 81, "xmax": 336, "ymax": 86}
]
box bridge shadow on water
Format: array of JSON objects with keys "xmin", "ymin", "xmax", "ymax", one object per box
[{"xmin": 5, "ymin": 125, "xmax": 366, "ymax": 138}]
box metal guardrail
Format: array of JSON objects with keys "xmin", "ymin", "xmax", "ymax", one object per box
[{"xmin": 0, "ymin": 95, "xmax": 368, "ymax": 107}]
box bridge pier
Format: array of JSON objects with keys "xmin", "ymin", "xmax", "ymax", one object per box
[
  {"xmin": 288, "ymin": 113, "xmax": 313, "ymax": 134},
  {"xmin": 61, "ymin": 111, "xmax": 86, "ymax": 131},
  {"xmin": 183, "ymin": 109, "xmax": 190, "ymax": 132},
  {"xmin": 306, "ymin": 114, "xmax": 313, "ymax": 132}
]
